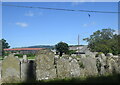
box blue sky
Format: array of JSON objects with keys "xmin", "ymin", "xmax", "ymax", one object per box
[{"xmin": 2, "ymin": 2, "xmax": 118, "ymax": 48}]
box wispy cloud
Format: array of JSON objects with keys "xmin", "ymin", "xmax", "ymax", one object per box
[
  {"xmin": 83, "ymin": 22, "xmax": 96, "ymax": 27},
  {"xmin": 25, "ymin": 11, "xmax": 34, "ymax": 17},
  {"xmin": 71, "ymin": 0, "xmax": 96, "ymax": 6},
  {"xmin": 38, "ymin": 12, "xmax": 43, "ymax": 16},
  {"xmin": 25, "ymin": 11, "xmax": 43, "ymax": 17},
  {"xmin": 16, "ymin": 22, "xmax": 28, "ymax": 27}
]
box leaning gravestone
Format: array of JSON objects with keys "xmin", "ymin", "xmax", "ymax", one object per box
[
  {"xmin": 2, "ymin": 54, "xmax": 21, "ymax": 83},
  {"xmin": 36, "ymin": 49, "xmax": 56, "ymax": 80}
]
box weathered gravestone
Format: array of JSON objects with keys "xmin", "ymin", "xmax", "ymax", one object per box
[
  {"xmin": 79, "ymin": 57, "xmax": 98, "ymax": 76},
  {"xmin": 0, "ymin": 61, "xmax": 2, "ymax": 81},
  {"xmin": 56, "ymin": 57, "xmax": 71, "ymax": 78},
  {"xmin": 21, "ymin": 54, "xmax": 29, "ymax": 81},
  {"xmin": 69, "ymin": 59, "xmax": 80, "ymax": 77},
  {"xmin": 21, "ymin": 62, "xmax": 29, "ymax": 81},
  {"xmin": 36, "ymin": 49, "xmax": 56, "ymax": 80},
  {"xmin": 21, "ymin": 60, "xmax": 36, "ymax": 82},
  {"xmin": 2, "ymin": 54, "xmax": 21, "ymax": 83},
  {"xmin": 23, "ymin": 55, "xmax": 28, "ymax": 63},
  {"xmin": 97, "ymin": 53, "xmax": 108, "ymax": 75},
  {"xmin": 118, "ymin": 57, "xmax": 120, "ymax": 73},
  {"xmin": 107, "ymin": 58, "xmax": 118, "ymax": 74}
]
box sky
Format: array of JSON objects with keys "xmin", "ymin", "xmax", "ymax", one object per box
[{"xmin": 2, "ymin": 2, "xmax": 118, "ymax": 48}]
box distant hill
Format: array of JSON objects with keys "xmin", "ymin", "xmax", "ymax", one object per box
[
  {"xmin": 27, "ymin": 45, "xmax": 54, "ymax": 49},
  {"xmin": 13, "ymin": 45, "xmax": 87, "ymax": 49}
]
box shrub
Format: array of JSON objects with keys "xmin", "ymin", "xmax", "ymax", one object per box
[
  {"xmin": 14, "ymin": 54, "xmax": 23, "ymax": 58},
  {"xmin": 26, "ymin": 54, "xmax": 35, "ymax": 57}
]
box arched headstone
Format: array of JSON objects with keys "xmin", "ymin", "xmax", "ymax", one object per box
[
  {"xmin": 2, "ymin": 54, "xmax": 21, "ymax": 83},
  {"xmin": 35, "ymin": 49, "xmax": 56, "ymax": 80}
]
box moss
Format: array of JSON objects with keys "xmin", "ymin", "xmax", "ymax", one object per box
[
  {"xmin": 79, "ymin": 62, "xmax": 85, "ymax": 69},
  {"xmin": 95, "ymin": 52, "xmax": 103, "ymax": 57}
]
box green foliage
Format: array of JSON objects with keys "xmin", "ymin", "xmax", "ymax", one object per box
[
  {"xmin": 14, "ymin": 53, "xmax": 35, "ymax": 59},
  {"xmin": 67, "ymin": 50, "xmax": 76, "ymax": 55},
  {"xmin": 55, "ymin": 42, "xmax": 69, "ymax": 56},
  {"xmin": 1, "ymin": 39, "xmax": 10, "ymax": 49},
  {"xmin": 14, "ymin": 54, "xmax": 23, "ymax": 58},
  {"xmin": 0, "ymin": 39, "xmax": 10, "ymax": 57},
  {"xmin": 83, "ymin": 28, "xmax": 120, "ymax": 55}
]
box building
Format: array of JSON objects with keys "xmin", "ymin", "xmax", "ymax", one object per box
[
  {"xmin": 4, "ymin": 48, "xmax": 43, "ymax": 54},
  {"xmin": 69, "ymin": 45, "xmax": 91, "ymax": 54}
]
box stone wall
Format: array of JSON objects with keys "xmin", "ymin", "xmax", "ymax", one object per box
[{"xmin": 0, "ymin": 49, "xmax": 120, "ymax": 83}]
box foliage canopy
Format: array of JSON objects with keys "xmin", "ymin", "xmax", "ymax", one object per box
[
  {"xmin": 55, "ymin": 42, "xmax": 69, "ymax": 56},
  {"xmin": 83, "ymin": 28, "xmax": 120, "ymax": 55}
]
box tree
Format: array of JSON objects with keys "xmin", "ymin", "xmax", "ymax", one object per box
[
  {"xmin": 83, "ymin": 28, "xmax": 119, "ymax": 55},
  {"xmin": 0, "ymin": 39, "xmax": 10, "ymax": 56},
  {"xmin": 55, "ymin": 42, "xmax": 69, "ymax": 56}
]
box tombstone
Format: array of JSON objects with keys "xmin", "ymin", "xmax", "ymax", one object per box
[
  {"xmin": 79, "ymin": 57, "xmax": 98, "ymax": 76},
  {"xmin": 106, "ymin": 53, "xmax": 113, "ymax": 58},
  {"xmin": 36, "ymin": 49, "xmax": 56, "ymax": 80},
  {"xmin": 4, "ymin": 56, "xmax": 7, "ymax": 59},
  {"xmin": 69, "ymin": 59, "xmax": 80, "ymax": 77},
  {"xmin": 21, "ymin": 62, "xmax": 29, "ymax": 81},
  {"xmin": 80, "ymin": 54, "xmax": 86, "ymax": 58},
  {"xmin": 71, "ymin": 54, "xmax": 76, "ymax": 57},
  {"xmin": 68, "ymin": 57, "xmax": 73, "ymax": 61},
  {"xmin": 2, "ymin": 54, "xmax": 21, "ymax": 83},
  {"xmin": 98, "ymin": 53, "xmax": 106, "ymax": 61},
  {"xmin": 56, "ymin": 58, "xmax": 71, "ymax": 78},
  {"xmin": 21, "ymin": 60, "xmax": 36, "ymax": 82},
  {"xmin": 0, "ymin": 61, "xmax": 2, "ymax": 81},
  {"xmin": 23, "ymin": 55, "xmax": 28, "ymax": 63},
  {"xmin": 107, "ymin": 58, "xmax": 118, "ymax": 74},
  {"xmin": 15, "ymin": 56, "xmax": 18, "ymax": 59}
]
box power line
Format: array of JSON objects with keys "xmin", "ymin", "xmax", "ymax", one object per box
[{"xmin": 1, "ymin": 4, "xmax": 120, "ymax": 14}]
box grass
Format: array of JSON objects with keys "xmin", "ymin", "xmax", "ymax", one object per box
[
  {"xmin": 1, "ymin": 73, "xmax": 120, "ymax": 85},
  {"xmin": 27, "ymin": 56, "xmax": 36, "ymax": 59},
  {"xmin": 0, "ymin": 56, "xmax": 3, "ymax": 60}
]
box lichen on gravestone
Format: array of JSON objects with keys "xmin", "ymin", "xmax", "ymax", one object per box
[
  {"xmin": 1, "ymin": 54, "xmax": 21, "ymax": 83},
  {"xmin": 56, "ymin": 57, "xmax": 71, "ymax": 78},
  {"xmin": 35, "ymin": 49, "xmax": 56, "ymax": 80},
  {"xmin": 79, "ymin": 57, "xmax": 98, "ymax": 76}
]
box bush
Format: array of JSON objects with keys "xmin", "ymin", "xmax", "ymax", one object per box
[
  {"xmin": 14, "ymin": 54, "xmax": 23, "ymax": 58},
  {"xmin": 26, "ymin": 54, "xmax": 35, "ymax": 57},
  {"xmin": 67, "ymin": 50, "xmax": 76, "ymax": 55}
]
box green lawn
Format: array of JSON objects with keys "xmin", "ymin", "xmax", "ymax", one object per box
[
  {"xmin": 1, "ymin": 73, "xmax": 120, "ymax": 84},
  {"xmin": 0, "ymin": 56, "xmax": 3, "ymax": 60},
  {"xmin": 27, "ymin": 56, "xmax": 36, "ymax": 59}
]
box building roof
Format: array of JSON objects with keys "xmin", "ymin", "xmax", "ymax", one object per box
[{"xmin": 4, "ymin": 48, "xmax": 43, "ymax": 51}]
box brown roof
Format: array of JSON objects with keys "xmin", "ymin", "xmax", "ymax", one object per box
[{"xmin": 4, "ymin": 48, "xmax": 43, "ymax": 51}]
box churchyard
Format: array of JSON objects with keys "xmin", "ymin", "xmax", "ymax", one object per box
[{"xmin": 0, "ymin": 49, "xmax": 120, "ymax": 84}]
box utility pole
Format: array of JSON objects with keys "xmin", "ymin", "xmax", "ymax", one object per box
[
  {"xmin": 78, "ymin": 34, "xmax": 79, "ymax": 46},
  {"xmin": 78, "ymin": 34, "xmax": 80, "ymax": 55}
]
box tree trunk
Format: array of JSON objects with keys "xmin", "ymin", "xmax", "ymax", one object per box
[{"xmin": 60, "ymin": 52, "xmax": 62, "ymax": 56}]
